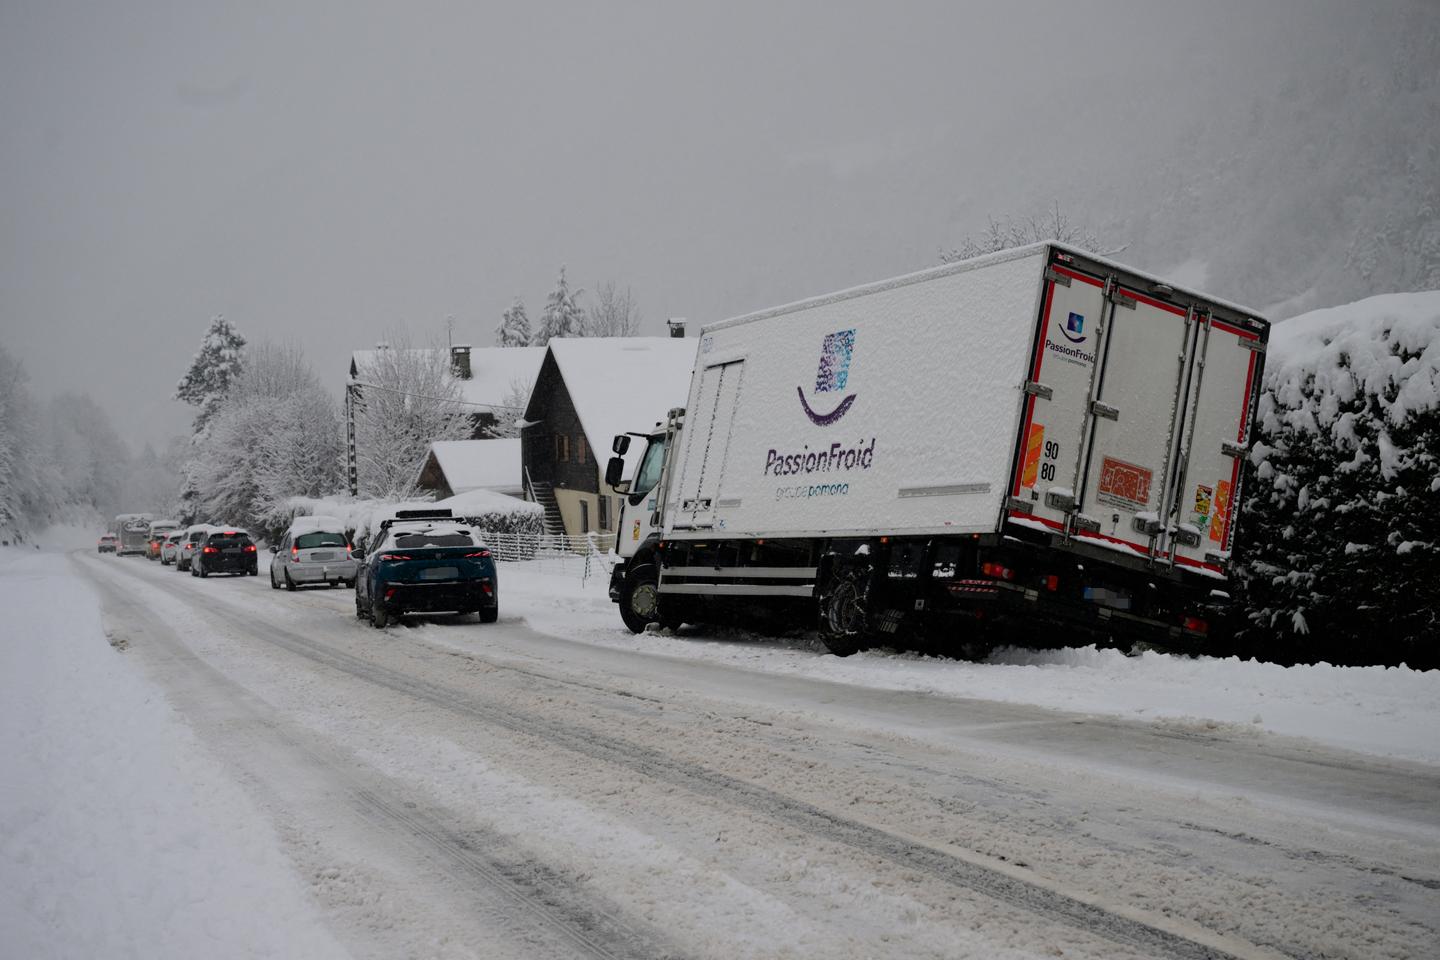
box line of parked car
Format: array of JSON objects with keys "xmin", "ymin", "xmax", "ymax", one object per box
[{"xmin": 98, "ymin": 509, "xmax": 499, "ymax": 627}]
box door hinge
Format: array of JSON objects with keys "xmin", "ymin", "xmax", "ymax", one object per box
[
  {"xmin": 1239, "ymin": 337, "xmax": 1267, "ymax": 353},
  {"xmin": 1071, "ymin": 514, "xmax": 1101, "ymax": 534},
  {"xmin": 1221, "ymin": 441, "xmax": 1248, "ymax": 458},
  {"xmin": 1131, "ymin": 515, "xmax": 1162, "ymax": 536},
  {"xmin": 1172, "ymin": 527, "xmax": 1202, "ymax": 548},
  {"xmin": 1005, "ymin": 497, "xmax": 1034, "ymax": 515},
  {"xmin": 1107, "ymin": 285, "xmax": 1138, "ymax": 309},
  {"xmin": 1044, "ymin": 267, "xmax": 1072, "ymax": 287},
  {"xmin": 1024, "ymin": 380, "xmax": 1053, "ymax": 400},
  {"xmin": 1089, "ymin": 400, "xmax": 1120, "ymax": 421}
]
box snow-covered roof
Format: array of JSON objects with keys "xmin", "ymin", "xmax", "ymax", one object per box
[
  {"xmin": 349, "ymin": 346, "xmax": 544, "ymax": 410},
  {"xmin": 286, "ymin": 515, "xmax": 346, "ymax": 535},
  {"xmin": 544, "ymin": 337, "xmax": 697, "ymax": 452},
  {"xmin": 432, "ymin": 487, "xmax": 543, "ymax": 516},
  {"xmin": 419, "ymin": 439, "xmax": 522, "ymax": 494}
]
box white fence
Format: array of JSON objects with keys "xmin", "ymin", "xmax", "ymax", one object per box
[{"xmin": 477, "ymin": 530, "xmax": 618, "ymax": 583}]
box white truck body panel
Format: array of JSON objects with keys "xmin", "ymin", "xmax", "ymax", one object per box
[
  {"xmin": 663, "ymin": 243, "xmax": 1266, "ymax": 580},
  {"xmin": 668, "ymin": 246, "xmax": 1047, "ymax": 540}
]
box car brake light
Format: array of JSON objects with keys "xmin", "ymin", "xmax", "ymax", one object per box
[
  {"xmin": 202, "ymin": 546, "xmax": 218, "ymax": 554},
  {"xmin": 244, "ymin": 544, "xmax": 257, "ymax": 553},
  {"xmin": 464, "ymin": 550, "xmax": 491, "ymax": 558},
  {"xmin": 379, "ymin": 554, "xmax": 412, "ymax": 561},
  {"xmin": 481, "ymin": 581, "xmax": 493, "ymax": 595},
  {"xmin": 384, "ymin": 587, "xmax": 397, "ymax": 600},
  {"xmin": 1183, "ymin": 616, "xmax": 1209, "ymax": 635},
  {"xmin": 981, "ymin": 562, "xmax": 1016, "ymax": 581},
  {"xmin": 1044, "ymin": 575, "xmax": 1059, "ymax": 591}
]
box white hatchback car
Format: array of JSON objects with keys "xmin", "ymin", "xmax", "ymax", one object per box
[
  {"xmin": 269, "ymin": 516, "xmax": 357, "ymax": 591},
  {"xmin": 176, "ymin": 524, "xmax": 214, "ymax": 572}
]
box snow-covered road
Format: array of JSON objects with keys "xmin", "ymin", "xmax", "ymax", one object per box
[{"xmin": 26, "ymin": 549, "xmax": 1440, "ymax": 958}]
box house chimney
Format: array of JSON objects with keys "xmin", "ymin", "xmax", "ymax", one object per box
[
  {"xmin": 450, "ymin": 344, "xmax": 472, "ymax": 380},
  {"xmin": 667, "ymin": 318, "xmax": 687, "ymax": 338}
]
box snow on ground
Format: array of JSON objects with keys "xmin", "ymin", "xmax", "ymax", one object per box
[
  {"xmin": 484, "ymin": 557, "xmax": 1440, "ymax": 765},
  {"xmin": 0, "ymin": 546, "xmax": 347, "ymax": 960}
]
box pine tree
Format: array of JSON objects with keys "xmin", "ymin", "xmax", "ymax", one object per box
[
  {"xmin": 533, "ymin": 266, "xmax": 584, "ymax": 346},
  {"xmin": 497, "ymin": 298, "xmax": 532, "ymax": 347},
  {"xmin": 175, "ymin": 315, "xmax": 247, "ymax": 434}
]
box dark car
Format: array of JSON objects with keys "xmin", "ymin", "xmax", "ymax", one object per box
[
  {"xmin": 191, "ymin": 529, "xmax": 259, "ymax": 578},
  {"xmin": 98, "ymin": 534, "xmax": 118, "ymax": 554},
  {"xmin": 354, "ymin": 511, "xmax": 497, "ymax": 628}
]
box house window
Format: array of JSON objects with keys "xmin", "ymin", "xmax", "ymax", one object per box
[
  {"xmin": 555, "ymin": 434, "xmax": 570, "ymax": 462},
  {"xmin": 580, "ymin": 499, "xmax": 590, "ymax": 532},
  {"xmin": 577, "ymin": 435, "xmax": 588, "ymax": 465},
  {"xmin": 598, "ymin": 493, "xmax": 609, "ymax": 530}
]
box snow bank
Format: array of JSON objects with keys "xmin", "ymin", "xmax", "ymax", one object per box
[
  {"xmin": 473, "ymin": 560, "xmax": 1440, "ymax": 765},
  {"xmin": 0, "ymin": 548, "xmax": 346, "ymax": 959}
]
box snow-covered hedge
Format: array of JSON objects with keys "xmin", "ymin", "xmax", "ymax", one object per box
[
  {"xmin": 282, "ymin": 490, "xmax": 544, "ymax": 551},
  {"xmin": 1236, "ymin": 292, "xmax": 1439, "ymax": 668}
]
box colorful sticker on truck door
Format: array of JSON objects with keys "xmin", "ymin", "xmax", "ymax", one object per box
[
  {"xmin": 1096, "ymin": 457, "xmax": 1153, "ymax": 511},
  {"xmin": 1190, "ymin": 484, "xmax": 1213, "ymax": 530},
  {"xmin": 1021, "ymin": 422, "xmax": 1045, "ymax": 488},
  {"xmin": 1209, "ymin": 480, "xmax": 1231, "ymax": 543}
]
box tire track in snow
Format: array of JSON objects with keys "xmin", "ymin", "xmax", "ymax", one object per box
[
  {"xmin": 81, "ymin": 556, "xmax": 685, "ymax": 960},
  {"xmin": 81, "ymin": 553, "xmax": 1286, "ymax": 960}
]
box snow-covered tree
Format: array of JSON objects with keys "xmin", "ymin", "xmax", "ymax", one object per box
[
  {"xmin": 351, "ymin": 334, "xmax": 472, "ymax": 498},
  {"xmin": 1235, "ymin": 293, "xmax": 1440, "ymax": 669},
  {"xmin": 533, "ymin": 266, "xmax": 585, "ymax": 346},
  {"xmin": 584, "ymin": 281, "xmax": 641, "ymax": 337},
  {"xmin": 481, "ymin": 377, "xmax": 534, "ymax": 439},
  {"xmin": 175, "ymin": 315, "xmax": 246, "ymax": 434},
  {"xmin": 941, "ymin": 203, "xmax": 1108, "ymax": 264},
  {"xmin": 497, "ymin": 299, "xmax": 532, "ymax": 347},
  {"xmin": 183, "ymin": 342, "xmax": 343, "ymax": 532}
]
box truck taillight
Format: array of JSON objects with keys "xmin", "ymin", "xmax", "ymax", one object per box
[
  {"xmin": 981, "ymin": 562, "xmax": 1015, "ymax": 582},
  {"xmin": 1183, "ymin": 616, "xmax": 1209, "ymax": 635}
]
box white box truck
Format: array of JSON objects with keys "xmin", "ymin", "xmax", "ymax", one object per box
[{"xmin": 605, "ymin": 243, "xmax": 1269, "ymax": 655}]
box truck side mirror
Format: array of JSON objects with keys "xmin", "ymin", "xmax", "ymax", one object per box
[
  {"xmin": 612, "ymin": 434, "xmax": 631, "ymax": 456},
  {"xmin": 605, "ymin": 455, "xmax": 628, "ymax": 491}
]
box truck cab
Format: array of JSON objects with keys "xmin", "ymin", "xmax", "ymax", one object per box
[{"xmin": 606, "ymin": 410, "xmax": 683, "ymax": 632}]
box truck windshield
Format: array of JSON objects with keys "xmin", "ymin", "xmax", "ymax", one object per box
[{"xmin": 632, "ymin": 437, "xmax": 666, "ymax": 497}]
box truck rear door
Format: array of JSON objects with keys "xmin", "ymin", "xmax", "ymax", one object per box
[
  {"xmin": 673, "ymin": 359, "xmax": 745, "ymax": 530},
  {"xmin": 1008, "ymin": 248, "xmax": 1265, "ymax": 576}
]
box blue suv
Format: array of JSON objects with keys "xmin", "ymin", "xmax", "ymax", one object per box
[{"xmin": 354, "ymin": 510, "xmax": 498, "ymax": 628}]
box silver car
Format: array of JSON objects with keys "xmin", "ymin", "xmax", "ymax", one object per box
[
  {"xmin": 269, "ymin": 518, "xmax": 356, "ymax": 591},
  {"xmin": 176, "ymin": 524, "xmax": 214, "ymax": 572},
  {"xmin": 160, "ymin": 531, "xmax": 185, "ymax": 565}
]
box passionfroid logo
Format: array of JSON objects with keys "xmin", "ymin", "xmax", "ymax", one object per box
[
  {"xmin": 797, "ymin": 329, "xmax": 857, "ymax": 425},
  {"xmin": 1060, "ymin": 311, "xmax": 1086, "ymax": 344}
]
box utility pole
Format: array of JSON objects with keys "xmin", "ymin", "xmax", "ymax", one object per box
[{"xmin": 345, "ymin": 380, "xmax": 359, "ymax": 497}]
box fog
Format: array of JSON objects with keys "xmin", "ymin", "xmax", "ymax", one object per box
[{"xmin": 1, "ymin": 0, "xmax": 1434, "ymax": 450}]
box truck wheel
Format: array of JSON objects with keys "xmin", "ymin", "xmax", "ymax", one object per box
[
  {"xmin": 620, "ymin": 564, "xmax": 662, "ymax": 634},
  {"xmin": 818, "ymin": 569, "xmax": 869, "ymax": 657}
]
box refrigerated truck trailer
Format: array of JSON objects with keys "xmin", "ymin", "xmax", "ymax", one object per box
[{"xmin": 606, "ymin": 243, "xmax": 1269, "ymax": 654}]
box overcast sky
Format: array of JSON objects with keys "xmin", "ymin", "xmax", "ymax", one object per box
[{"xmin": 0, "ymin": 0, "xmax": 1362, "ymax": 449}]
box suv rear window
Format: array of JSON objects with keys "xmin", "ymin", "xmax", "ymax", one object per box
[
  {"xmin": 206, "ymin": 532, "xmax": 252, "ymax": 545},
  {"xmin": 295, "ymin": 532, "xmax": 346, "ymax": 549},
  {"xmin": 391, "ymin": 531, "xmax": 475, "ymax": 549}
]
